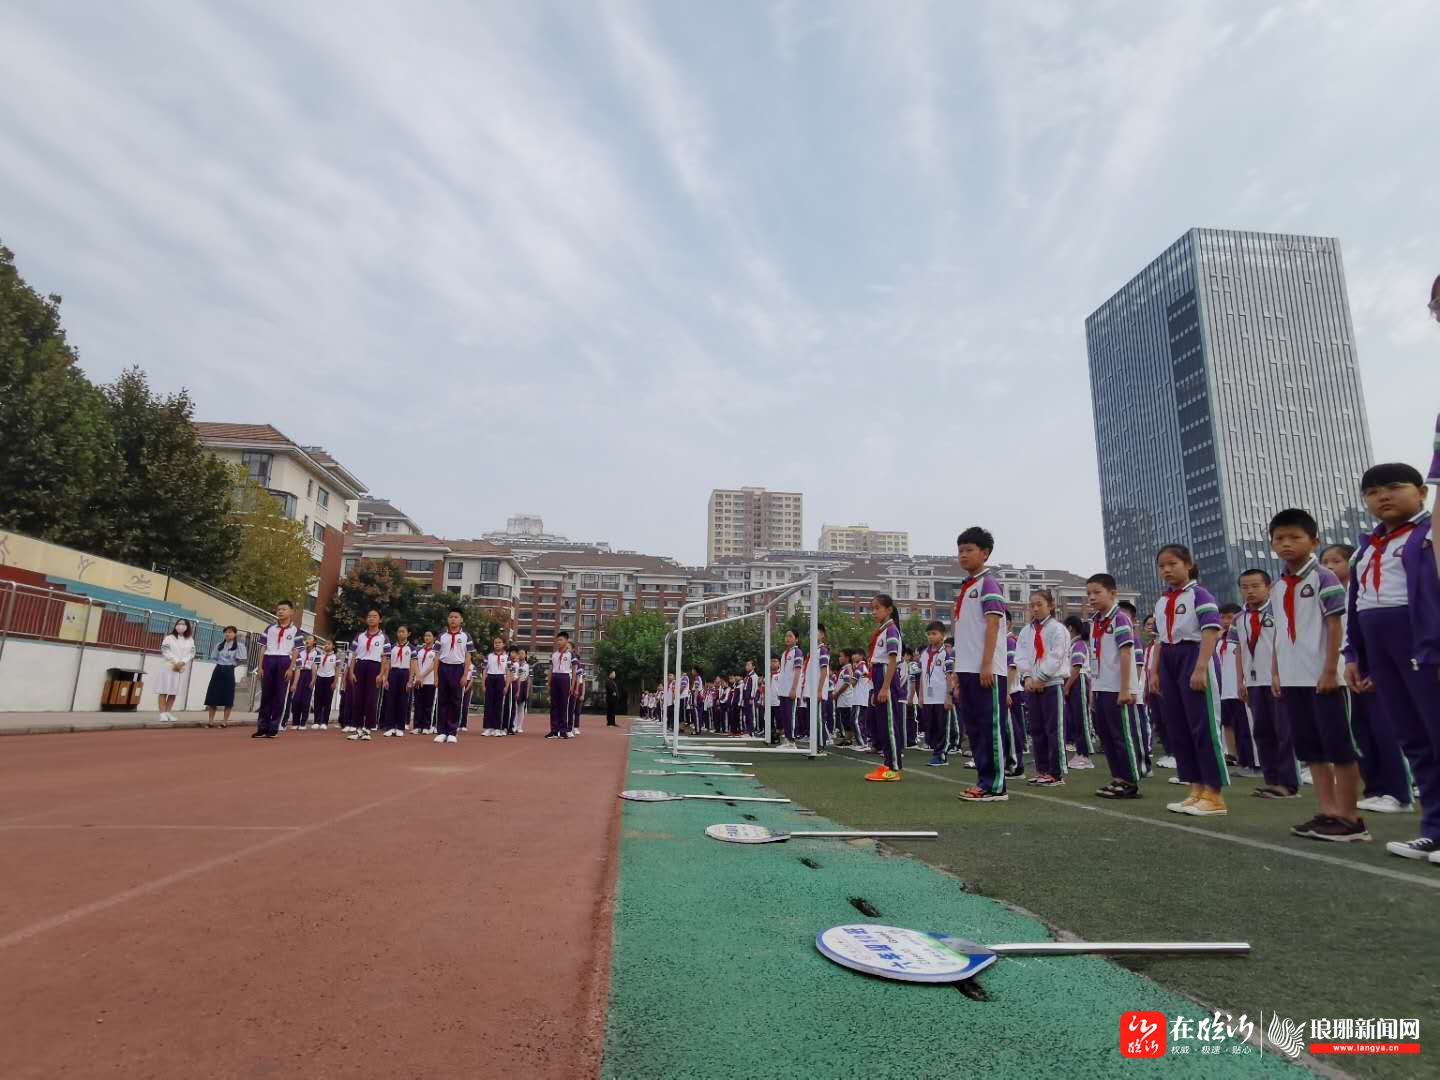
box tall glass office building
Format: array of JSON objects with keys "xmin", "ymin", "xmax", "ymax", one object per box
[{"xmin": 1085, "ymin": 228, "xmax": 1373, "ymax": 604}]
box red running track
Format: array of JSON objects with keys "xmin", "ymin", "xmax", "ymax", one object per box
[{"xmin": 0, "ymin": 723, "xmax": 629, "ymax": 1080}]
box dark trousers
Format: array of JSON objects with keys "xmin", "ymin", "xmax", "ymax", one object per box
[
  {"xmin": 1246, "ymin": 687, "xmax": 1299, "ymax": 789},
  {"xmin": 483, "ymin": 673, "xmax": 506, "ymax": 730},
  {"xmin": 313, "ymin": 675, "xmax": 335, "ymax": 726},
  {"xmin": 257, "ymin": 655, "xmax": 292, "ymax": 735},
  {"xmin": 779, "ymin": 697, "xmax": 796, "ymax": 741},
  {"xmin": 957, "ymin": 673, "xmax": 1006, "ymax": 793},
  {"xmin": 921, "ymin": 702, "xmax": 948, "ymax": 758},
  {"xmin": 1065, "ymin": 676, "xmax": 1093, "ymax": 754},
  {"xmin": 796, "ymin": 700, "xmax": 810, "ymax": 741},
  {"xmin": 550, "ymin": 674, "xmax": 572, "ymax": 735},
  {"xmin": 1004, "ymin": 696, "xmax": 1026, "ymax": 769},
  {"xmin": 1026, "ymin": 684, "xmax": 1065, "ymax": 779},
  {"xmin": 437, "ymin": 663, "xmax": 465, "ymax": 737},
  {"xmin": 1351, "ymin": 686, "xmax": 1412, "ymax": 803},
  {"xmin": 904, "ymin": 700, "xmax": 919, "ymax": 746},
  {"xmin": 821, "ymin": 699, "xmax": 834, "ymax": 744},
  {"xmin": 1156, "ymin": 642, "xmax": 1228, "ymax": 789},
  {"xmin": 868, "ymin": 690, "xmax": 905, "ymax": 771},
  {"xmin": 351, "ymin": 660, "xmax": 382, "ymax": 730},
  {"xmin": 1134, "ymin": 702, "xmax": 1153, "ymax": 772},
  {"xmin": 606, "ymin": 695, "xmax": 618, "ymax": 726},
  {"xmin": 382, "ymin": 669, "xmax": 410, "ymax": 731},
  {"xmin": 289, "ymin": 670, "xmax": 314, "ymax": 725},
  {"xmin": 412, "ymin": 684, "xmax": 436, "ymax": 730},
  {"xmin": 1093, "ymin": 691, "xmax": 1140, "ymax": 784},
  {"xmin": 1357, "ymin": 608, "xmax": 1439, "ymax": 837},
  {"xmin": 1221, "ymin": 698, "xmax": 1259, "ymax": 767}
]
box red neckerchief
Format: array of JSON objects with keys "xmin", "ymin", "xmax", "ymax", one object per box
[
  {"xmin": 1247, "ymin": 607, "xmax": 1263, "ymax": 653},
  {"xmin": 925, "ymin": 644, "xmax": 944, "ymax": 678},
  {"xmin": 1031, "ymin": 619, "xmax": 1046, "ymax": 661},
  {"xmin": 1280, "ymin": 558, "xmax": 1316, "ymax": 643},
  {"xmin": 363, "ymin": 630, "xmax": 379, "ymax": 657},
  {"xmin": 1365, "ymin": 522, "xmax": 1416, "ymax": 593},
  {"xmin": 1093, "ymin": 607, "xmax": 1115, "ymax": 661},
  {"xmin": 952, "ymin": 575, "xmax": 980, "ymax": 620},
  {"xmin": 869, "ymin": 620, "xmax": 897, "ymax": 664},
  {"xmin": 1163, "ymin": 587, "xmax": 1185, "ymax": 643}
]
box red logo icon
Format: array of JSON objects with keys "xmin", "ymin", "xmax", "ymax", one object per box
[{"xmin": 1121, "ymin": 1011, "xmax": 1167, "ymax": 1058}]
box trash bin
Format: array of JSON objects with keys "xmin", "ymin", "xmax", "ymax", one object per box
[{"xmin": 101, "ymin": 668, "xmax": 145, "ymax": 711}]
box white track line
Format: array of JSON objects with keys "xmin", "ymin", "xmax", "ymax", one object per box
[{"xmin": 830, "ymin": 749, "xmax": 1440, "ymax": 892}]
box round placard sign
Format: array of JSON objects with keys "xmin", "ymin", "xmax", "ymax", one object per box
[
  {"xmin": 815, "ymin": 924, "xmax": 995, "ymax": 983},
  {"xmin": 705, "ymin": 823, "xmax": 782, "ymax": 844},
  {"xmin": 619, "ymin": 789, "xmax": 684, "ymax": 802},
  {"xmin": 631, "ymin": 770, "xmax": 668, "ymax": 775}
]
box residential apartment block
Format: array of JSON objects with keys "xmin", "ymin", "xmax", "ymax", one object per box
[
  {"xmin": 706, "ymin": 487, "xmax": 803, "ymax": 562},
  {"xmin": 817, "ymin": 523, "xmax": 911, "ymax": 556}
]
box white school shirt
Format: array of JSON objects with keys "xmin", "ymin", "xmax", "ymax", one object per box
[
  {"xmin": 262, "ymin": 622, "xmax": 299, "ymax": 657},
  {"xmin": 485, "ymin": 651, "xmax": 509, "ymax": 676},
  {"xmin": 1353, "ymin": 513, "xmax": 1423, "ymax": 612},
  {"xmin": 437, "ymin": 630, "xmax": 470, "ymax": 664},
  {"xmin": 1216, "ymin": 628, "xmax": 1240, "ymax": 700},
  {"xmin": 414, "ymin": 645, "xmax": 437, "ymax": 686},
  {"xmin": 780, "ymin": 646, "xmax": 804, "ymax": 698},
  {"xmin": 297, "ymin": 646, "xmax": 322, "ymax": 671},
  {"xmin": 1237, "ymin": 602, "xmax": 1275, "ymax": 689},
  {"xmin": 352, "ymin": 629, "xmax": 387, "ymax": 663},
  {"xmin": 551, "ymin": 649, "xmax": 574, "ymax": 675},
  {"xmin": 918, "ymin": 644, "xmax": 953, "ymax": 705},
  {"xmin": 387, "ymin": 643, "xmax": 413, "ymax": 670},
  {"xmin": 853, "ymin": 661, "xmax": 872, "ymax": 708},
  {"xmin": 1271, "ymin": 556, "xmax": 1345, "ymax": 687},
  {"xmin": 316, "ymin": 652, "xmax": 339, "ymax": 678},
  {"xmin": 519, "ymin": 660, "xmax": 531, "ymax": 684},
  {"xmin": 1152, "ymin": 584, "xmax": 1221, "ymax": 644},
  {"xmin": 1088, "ymin": 605, "xmax": 1135, "ymax": 694},
  {"xmin": 767, "ymin": 672, "xmax": 781, "ymax": 708},
  {"xmin": 836, "ymin": 664, "xmax": 854, "ymax": 707},
  {"xmin": 951, "ymin": 571, "xmax": 1009, "ymax": 676},
  {"xmin": 1013, "ymin": 618, "xmax": 1069, "ymax": 685}
]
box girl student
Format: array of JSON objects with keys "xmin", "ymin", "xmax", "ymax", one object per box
[
  {"xmin": 204, "ymin": 625, "xmax": 245, "ymax": 727},
  {"xmin": 1147, "ymin": 543, "xmax": 1228, "ymax": 817},
  {"xmin": 287, "ymin": 636, "xmax": 323, "ymax": 729},
  {"xmin": 1062, "ymin": 616, "xmax": 1096, "ymax": 771},
  {"xmin": 155, "ymin": 618, "xmax": 196, "ymax": 723},
  {"xmin": 863, "ymin": 593, "xmax": 905, "ymax": 782},
  {"xmin": 482, "ymin": 636, "xmax": 510, "ymax": 736},
  {"xmin": 1014, "ymin": 591, "xmax": 1070, "ymax": 786},
  {"xmin": 346, "ymin": 609, "xmax": 387, "ymax": 742},
  {"xmin": 412, "ymin": 630, "xmax": 438, "ymax": 734},
  {"xmin": 778, "ymin": 631, "xmax": 804, "ymax": 747},
  {"xmin": 380, "ymin": 625, "xmax": 416, "ymax": 737},
  {"xmin": 312, "ymin": 640, "xmax": 339, "ymax": 729}
]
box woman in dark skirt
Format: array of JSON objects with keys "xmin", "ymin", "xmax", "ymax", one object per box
[{"xmin": 205, "ymin": 626, "xmax": 245, "ymax": 727}]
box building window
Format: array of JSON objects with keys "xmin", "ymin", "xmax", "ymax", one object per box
[
  {"xmin": 1009, "ymin": 587, "xmax": 1022, "ymax": 602},
  {"xmin": 241, "ymin": 451, "xmax": 272, "ymax": 486},
  {"xmin": 579, "ymin": 630, "xmax": 596, "ymax": 643},
  {"xmin": 473, "ymin": 584, "xmax": 512, "ymax": 599},
  {"xmin": 644, "ymin": 598, "xmax": 659, "ymax": 609},
  {"xmin": 479, "ymin": 559, "xmax": 501, "ymax": 582},
  {"xmin": 579, "ymin": 573, "xmax": 600, "ymax": 589},
  {"xmin": 306, "ymin": 479, "xmax": 314, "ymax": 498},
  {"xmin": 447, "ymin": 585, "xmax": 461, "ymax": 595},
  {"xmin": 580, "ymin": 614, "xmax": 597, "ymax": 628},
  {"xmin": 581, "ymin": 597, "xmax": 597, "ymax": 611},
  {"xmin": 269, "ymin": 490, "xmax": 298, "ymax": 518},
  {"xmin": 448, "ymin": 562, "xmax": 463, "ymax": 580},
  {"xmin": 385, "ymin": 520, "xmax": 399, "ymax": 532},
  {"xmin": 317, "ymin": 486, "xmax": 330, "ymax": 509},
  {"xmin": 404, "ymin": 560, "xmax": 433, "ymax": 573},
  {"xmin": 600, "ymin": 574, "xmax": 620, "ymax": 590},
  {"xmin": 602, "ymin": 598, "xmax": 618, "ymax": 611},
  {"xmin": 311, "ymin": 522, "xmax": 325, "ymax": 544},
  {"xmin": 343, "ymin": 557, "xmax": 357, "ymax": 573}
]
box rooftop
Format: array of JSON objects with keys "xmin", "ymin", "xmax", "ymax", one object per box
[{"xmin": 194, "ymin": 422, "xmax": 366, "ymax": 496}]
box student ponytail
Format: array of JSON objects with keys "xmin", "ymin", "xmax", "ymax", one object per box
[
  {"xmin": 874, "ymin": 593, "xmax": 899, "ymax": 631},
  {"xmin": 1156, "ymin": 543, "xmax": 1200, "ymax": 581}
]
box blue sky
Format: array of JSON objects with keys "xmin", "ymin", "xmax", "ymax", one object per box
[{"xmin": 1, "ymin": 0, "xmax": 1435, "ymax": 570}]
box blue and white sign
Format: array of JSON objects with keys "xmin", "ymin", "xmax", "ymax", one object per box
[
  {"xmin": 619, "ymin": 789, "xmax": 684, "ymax": 802},
  {"xmin": 815, "ymin": 924, "xmax": 996, "ymax": 983}
]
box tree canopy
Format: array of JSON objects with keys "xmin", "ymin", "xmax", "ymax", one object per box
[
  {"xmin": 330, "ymin": 559, "xmax": 503, "ymax": 646},
  {"xmin": 220, "ymin": 468, "xmax": 318, "ymax": 613}
]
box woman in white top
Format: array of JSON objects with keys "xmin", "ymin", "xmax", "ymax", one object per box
[{"xmin": 156, "ymin": 619, "xmax": 196, "ymax": 722}]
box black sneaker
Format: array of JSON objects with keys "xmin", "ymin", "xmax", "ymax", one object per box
[
  {"xmin": 1385, "ymin": 837, "xmax": 1438, "ymax": 860},
  {"xmin": 262, "ymin": 732, "xmax": 278, "ymax": 739},
  {"xmin": 544, "ymin": 733, "xmax": 560, "ymax": 740},
  {"xmin": 1310, "ymin": 817, "xmax": 1371, "ymax": 843},
  {"xmin": 1005, "ymin": 767, "xmax": 1025, "ymax": 779},
  {"xmin": 250, "ymin": 732, "xmax": 265, "ymax": 739},
  {"xmin": 1290, "ymin": 815, "xmax": 1328, "ymax": 837}
]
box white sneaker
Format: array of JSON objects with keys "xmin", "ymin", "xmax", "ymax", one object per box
[
  {"xmin": 342, "ymin": 726, "xmax": 355, "ymax": 733},
  {"xmin": 360, "ymin": 731, "xmax": 372, "ymax": 741},
  {"xmin": 1385, "ymin": 837, "xmax": 1437, "ymax": 860},
  {"xmin": 1357, "ymin": 794, "xmax": 1412, "ymax": 814},
  {"xmin": 347, "ymin": 732, "xmax": 362, "ymax": 741},
  {"xmin": 434, "ymin": 734, "xmax": 447, "ymax": 743},
  {"xmin": 1156, "ymin": 755, "xmax": 1177, "ymax": 769},
  {"xmin": 394, "ymin": 729, "xmax": 404, "ymax": 737},
  {"xmin": 445, "ymin": 735, "xmax": 458, "ymax": 744},
  {"xmin": 1067, "ymin": 755, "xmax": 1095, "ymax": 770},
  {"xmin": 1168, "ymin": 776, "xmax": 1185, "ymax": 785},
  {"xmin": 1300, "ymin": 766, "xmax": 1313, "ymax": 786}
]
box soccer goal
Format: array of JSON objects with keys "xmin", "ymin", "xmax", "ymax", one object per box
[{"xmin": 663, "ymin": 576, "xmax": 824, "ymax": 760}]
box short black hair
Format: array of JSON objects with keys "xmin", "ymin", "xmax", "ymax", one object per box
[
  {"xmin": 816, "ymin": 622, "xmax": 826, "ymax": 634},
  {"xmin": 956, "ymin": 526, "xmax": 995, "ymax": 553},
  {"xmin": 448, "ymin": 606, "xmax": 464, "ymax": 616},
  {"xmin": 276, "ymin": 600, "xmax": 293, "ymax": 609},
  {"xmin": 366, "ymin": 607, "xmax": 381, "ymax": 616},
  {"xmin": 1239, "ymin": 567, "xmax": 1272, "ymax": 585},
  {"xmin": 1086, "ymin": 573, "xmax": 1117, "ymax": 591},
  {"xmin": 943, "ymin": 636, "xmax": 954, "ymax": 646},
  {"xmin": 1117, "ymin": 600, "xmax": 1137, "ymax": 617},
  {"xmin": 1321, "ymin": 542, "xmax": 1357, "ymax": 562},
  {"xmin": 1361, "ymin": 462, "xmax": 1424, "ymax": 491},
  {"xmin": 223, "ymin": 624, "xmax": 237, "ymax": 635},
  {"xmin": 556, "ymin": 630, "xmax": 569, "ymax": 640},
  {"xmin": 926, "ymin": 620, "xmax": 945, "ymax": 633},
  {"xmin": 1269, "ymin": 507, "xmax": 1318, "ymax": 539},
  {"xmin": 1063, "ymin": 615, "xmax": 1088, "ymax": 638},
  {"xmin": 1219, "ymin": 602, "xmax": 1242, "ymax": 615}
]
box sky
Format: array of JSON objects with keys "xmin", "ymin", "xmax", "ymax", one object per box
[{"xmin": 1, "ymin": 0, "xmax": 1436, "ymax": 570}]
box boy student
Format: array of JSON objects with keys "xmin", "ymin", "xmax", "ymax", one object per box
[
  {"xmin": 779, "ymin": 630, "xmax": 805, "ymax": 747},
  {"xmin": 514, "ymin": 648, "xmax": 530, "ymax": 734},
  {"xmin": 482, "ymin": 636, "xmax": 510, "ymax": 736},
  {"xmin": 947, "ymin": 527, "xmax": 1010, "ymax": 801},
  {"xmin": 1344, "ymin": 463, "xmax": 1440, "ymax": 861},
  {"xmin": 1002, "ymin": 630, "xmax": 1023, "ymax": 773},
  {"xmin": 903, "ymin": 647, "xmax": 921, "ymax": 749},
  {"xmin": 1015, "ymin": 591, "xmax": 1070, "ymax": 786},
  {"xmin": 547, "ymin": 631, "xmax": 575, "ymax": 740},
  {"xmin": 380, "ymin": 626, "xmax": 416, "ymax": 737},
  {"xmin": 852, "ymin": 651, "xmax": 873, "ymax": 750},
  {"xmin": 1119, "ymin": 601, "xmax": 1151, "ymax": 776},
  {"xmin": 1269, "ymin": 508, "xmax": 1367, "ymax": 842},
  {"xmin": 767, "ymin": 656, "xmax": 782, "ymax": 739},
  {"xmin": 1086, "ymin": 574, "xmax": 1141, "ymax": 799},
  {"xmin": 347, "ymin": 609, "xmax": 388, "ymax": 742},
  {"xmin": 1062, "ymin": 618, "xmax": 1095, "ymax": 770},
  {"xmin": 741, "ymin": 659, "xmax": 759, "ymax": 735},
  {"xmin": 1217, "ymin": 604, "xmax": 1260, "ymax": 776},
  {"xmin": 255, "ymin": 600, "xmax": 299, "ymax": 739},
  {"xmin": 1236, "ymin": 570, "xmax": 1298, "ymax": 799},
  {"xmin": 919, "ymin": 621, "xmax": 955, "ymax": 766},
  {"xmin": 288, "ymin": 637, "xmax": 322, "ymax": 730},
  {"xmin": 412, "ymin": 631, "xmax": 438, "ymax": 734},
  {"xmin": 434, "ymin": 608, "xmax": 472, "ymax": 744}
]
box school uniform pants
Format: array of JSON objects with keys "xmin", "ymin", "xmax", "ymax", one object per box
[
  {"xmin": 1065, "ymin": 676, "xmax": 1093, "ymax": 755},
  {"xmin": 382, "ymin": 669, "xmax": 410, "ymax": 731},
  {"xmin": 957, "ymin": 673, "xmax": 1007, "ymax": 793},
  {"xmin": 1026, "ymin": 684, "xmax": 1066, "ymax": 779},
  {"xmin": 1278, "ymin": 686, "xmax": 1357, "ymax": 766},
  {"xmin": 1246, "ymin": 687, "xmax": 1298, "ymax": 789},
  {"xmin": 1357, "ymin": 608, "xmax": 1440, "ymax": 838},
  {"xmin": 571, "ymin": 693, "xmax": 582, "ymax": 731},
  {"xmin": 920, "ymin": 703, "xmax": 948, "ymax": 758},
  {"xmin": 1134, "ymin": 702, "xmax": 1152, "ymax": 771},
  {"xmin": 412, "ymin": 684, "xmax": 436, "ymax": 730},
  {"xmin": 821, "ymin": 699, "xmax": 834, "ymax": 745},
  {"xmin": 868, "ymin": 688, "xmax": 905, "ymax": 772},
  {"xmin": 1220, "ymin": 698, "xmax": 1259, "ymax": 768},
  {"xmin": 550, "ymin": 674, "xmax": 572, "ymax": 736},
  {"xmin": 257, "ymin": 655, "xmax": 292, "ymax": 736},
  {"xmin": 350, "ymin": 660, "xmax": 382, "ymax": 732},
  {"xmin": 437, "ymin": 663, "xmax": 465, "ymax": 737},
  {"xmin": 1004, "ymin": 696, "xmax": 1026, "ymax": 769},
  {"xmin": 779, "ymin": 697, "xmax": 797, "ymax": 741},
  {"xmin": 291, "ymin": 670, "xmax": 315, "ymax": 726},
  {"xmin": 1155, "ymin": 642, "xmax": 1228, "ymax": 789},
  {"xmin": 905, "ymin": 701, "xmax": 920, "ymax": 746},
  {"xmin": 483, "ymin": 674, "xmax": 507, "ymax": 731},
  {"xmin": 1093, "ymin": 691, "xmax": 1141, "ymax": 785},
  {"xmin": 796, "ymin": 700, "xmax": 810, "ymax": 741},
  {"xmin": 1350, "ymin": 687, "xmax": 1412, "ymax": 804},
  {"xmin": 459, "ymin": 684, "xmax": 473, "ymax": 729},
  {"xmin": 313, "ymin": 675, "xmax": 335, "ymax": 726}
]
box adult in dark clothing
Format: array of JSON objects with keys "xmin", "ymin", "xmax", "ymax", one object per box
[{"xmin": 606, "ymin": 672, "xmax": 620, "ymax": 726}]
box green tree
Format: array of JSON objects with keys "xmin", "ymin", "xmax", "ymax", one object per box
[
  {"xmin": 220, "ymin": 468, "xmax": 318, "ymax": 612},
  {"xmin": 330, "ymin": 559, "xmax": 501, "ymax": 645},
  {"xmin": 99, "ymin": 367, "xmax": 238, "ymax": 580},
  {"xmin": 592, "ymin": 609, "xmax": 669, "ymax": 693},
  {"xmin": 685, "ymin": 619, "xmax": 764, "ymax": 680},
  {"xmin": 0, "ymin": 243, "xmax": 119, "ymax": 548},
  {"xmin": 901, "ymin": 612, "xmax": 930, "ymax": 653}
]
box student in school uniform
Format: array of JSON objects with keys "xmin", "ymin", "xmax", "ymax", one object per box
[
  {"xmin": 482, "ymin": 637, "xmax": 510, "ymax": 736},
  {"xmin": 337, "ymin": 648, "xmax": 355, "ymax": 732},
  {"xmin": 919, "ymin": 621, "xmax": 955, "ymax": 766},
  {"xmin": 778, "ymin": 630, "xmax": 805, "ymax": 747},
  {"xmin": 1235, "ymin": 570, "xmax": 1296, "ymax": 798},
  {"xmin": 288, "ymin": 636, "xmax": 322, "ymax": 729},
  {"xmin": 947, "ymin": 529, "xmax": 1013, "ymax": 800},
  {"xmin": 515, "ymin": 649, "xmax": 531, "ymax": 734},
  {"xmin": 410, "ymin": 631, "xmax": 438, "ymax": 734},
  {"xmin": 832, "ymin": 654, "xmax": 854, "ymax": 745},
  {"xmin": 945, "ymin": 636, "xmax": 964, "ymax": 761},
  {"xmin": 379, "ymin": 626, "xmax": 416, "ymax": 738},
  {"xmin": 1215, "ymin": 604, "xmax": 1259, "ymax": 775},
  {"xmin": 434, "ymin": 609, "xmax": 471, "ymax": 744},
  {"xmin": 852, "ymin": 652, "xmax": 873, "ymax": 751},
  {"xmin": 345, "ymin": 610, "xmax": 387, "ymax": 742},
  {"xmin": 548, "ymin": 632, "xmax": 575, "ymax": 741},
  {"xmin": 204, "ymin": 625, "xmax": 245, "ymax": 728},
  {"xmin": 155, "ymin": 619, "xmax": 196, "ymax": 723},
  {"xmin": 1148, "ymin": 544, "xmax": 1227, "ymax": 816},
  {"xmin": 1086, "ymin": 575, "xmax": 1142, "ymax": 798},
  {"xmin": 1062, "ymin": 618, "xmax": 1096, "ymax": 771},
  {"xmin": 767, "ymin": 657, "xmax": 782, "ymax": 740},
  {"xmin": 1343, "ymin": 463, "xmax": 1440, "ymax": 861},
  {"xmin": 1014, "ymin": 590, "xmax": 1070, "ymax": 787},
  {"xmin": 863, "ymin": 594, "xmax": 905, "ymax": 782},
  {"xmin": 459, "ymin": 638, "xmax": 478, "ymax": 731},
  {"xmin": 569, "ymin": 658, "xmax": 586, "ymax": 736},
  {"xmin": 255, "ymin": 602, "xmax": 300, "ymax": 738},
  {"xmin": 804, "ymin": 624, "xmax": 832, "ymax": 747},
  {"xmin": 902, "ymin": 647, "xmax": 921, "ymax": 749},
  {"xmin": 741, "ymin": 660, "xmax": 759, "ymax": 735},
  {"xmin": 1003, "ymin": 629, "xmax": 1025, "ymax": 775},
  {"xmin": 1323, "ymin": 543, "xmax": 1412, "ymax": 814},
  {"xmin": 1268, "ymin": 509, "xmax": 1367, "ymax": 841},
  {"xmin": 1140, "ymin": 615, "xmax": 1168, "ymax": 771},
  {"xmin": 312, "ymin": 641, "xmax": 339, "ymax": 730}
]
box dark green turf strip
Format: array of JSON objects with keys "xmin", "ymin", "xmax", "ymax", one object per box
[
  {"xmin": 603, "ymin": 743, "xmax": 1303, "ymax": 1079},
  {"xmin": 743, "ymin": 748, "xmax": 1440, "ymax": 1080}
]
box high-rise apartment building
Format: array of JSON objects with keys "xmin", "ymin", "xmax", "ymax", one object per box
[
  {"xmin": 706, "ymin": 487, "xmax": 803, "ymax": 562},
  {"xmin": 817, "ymin": 523, "xmax": 911, "ymax": 556},
  {"xmin": 1086, "ymin": 228, "xmax": 1373, "ymax": 603}
]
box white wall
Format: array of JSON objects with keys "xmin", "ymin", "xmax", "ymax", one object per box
[{"xmin": 0, "ymin": 638, "xmax": 252, "ymax": 712}]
